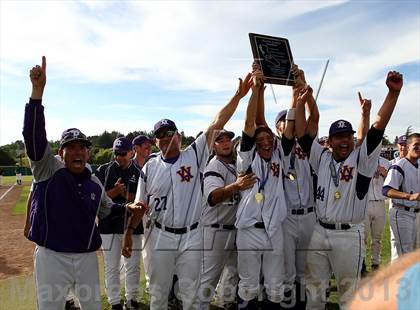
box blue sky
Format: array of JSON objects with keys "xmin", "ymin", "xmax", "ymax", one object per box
[{"xmin": 1, "ymin": 0, "xmax": 419, "ymax": 145}]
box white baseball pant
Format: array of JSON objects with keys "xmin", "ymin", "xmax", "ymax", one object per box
[
  {"xmin": 363, "ymin": 200, "xmax": 386, "ymax": 265},
  {"xmin": 101, "ymin": 234, "xmax": 142, "ymax": 305},
  {"xmin": 389, "ymin": 208, "xmax": 417, "ymax": 256},
  {"xmin": 34, "ymin": 246, "xmax": 101, "ymax": 310},
  {"xmin": 144, "ymin": 226, "xmax": 202, "ymax": 310},
  {"xmin": 305, "ymin": 223, "xmax": 365, "ymax": 310},
  {"xmin": 283, "ymin": 210, "xmax": 316, "ymax": 285},
  {"xmin": 213, "ymin": 261, "xmax": 238, "ymax": 307},
  {"xmin": 389, "ymin": 201, "xmax": 399, "ymax": 262},
  {"xmin": 236, "ymin": 226, "xmax": 285, "ymax": 303},
  {"xmin": 198, "ymin": 227, "xmax": 237, "ymax": 309}
]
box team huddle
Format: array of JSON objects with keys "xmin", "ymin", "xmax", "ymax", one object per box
[{"xmin": 23, "ymin": 57, "xmax": 419, "ymax": 310}]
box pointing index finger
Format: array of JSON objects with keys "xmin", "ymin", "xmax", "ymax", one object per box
[
  {"xmin": 41, "ymin": 56, "xmax": 46, "ymax": 73},
  {"xmin": 358, "ymin": 91, "xmax": 363, "ymax": 103}
]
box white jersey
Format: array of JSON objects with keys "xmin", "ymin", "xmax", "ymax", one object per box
[
  {"xmin": 384, "ymin": 158, "xmax": 420, "ymax": 209},
  {"xmin": 309, "ymin": 137, "xmax": 382, "ymax": 224},
  {"xmin": 201, "ymin": 157, "xmax": 239, "ymax": 226},
  {"xmin": 135, "ymin": 134, "xmax": 209, "ymax": 227},
  {"xmin": 389, "ymin": 156, "xmax": 405, "ymax": 166},
  {"xmin": 235, "ymin": 137, "xmax": 288, "ymax": 238},
  {"xmin": 283, "ymin": 142, "xmax": 315, "ymax": 209},
  {"xmin": 368, "ymin": 156, "xmax": 391, "ymax": 201}
]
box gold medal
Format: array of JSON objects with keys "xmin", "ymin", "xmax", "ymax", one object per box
[
  {"xmin": 255, "ymin": 192, "xmax": 264, "ymax": 203},
  {"xmin": 334, "ymin": 191, "xmax": 341, "ymax": 200},
  {"xmin": 288, "ymin": 173, "xmax": 296, "ymax": 181}
]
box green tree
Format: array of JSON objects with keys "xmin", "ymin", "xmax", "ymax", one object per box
[
  {"xmin": 93, "ymin": 148, "xmax": 113, "ymax": 165},
  {"xmin": 0, "ymin": 148, "xmax": 15, "ymax": 165}
]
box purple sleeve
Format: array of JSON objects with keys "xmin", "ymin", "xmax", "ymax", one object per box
[{"xmin": 22, "ymin": 98, "xmax": 48, "ymax": 161}]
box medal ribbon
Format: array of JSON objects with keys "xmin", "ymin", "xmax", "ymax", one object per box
[
  {"xmin": 329, "ymin": 159, "xmax": 344, "ymax": 187},
  {"xmin": 258, "ymin": 159, "xmax": 270, "ymax": 193}
]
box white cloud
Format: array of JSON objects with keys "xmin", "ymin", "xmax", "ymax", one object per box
[{"xmin": 0, "ymin": 1, "xmax": 419, "ymax": 145}]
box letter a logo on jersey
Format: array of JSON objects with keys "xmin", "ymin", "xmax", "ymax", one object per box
[
  {"xmin": 271, "ymin": 163, "xmax": 280, "ymax": 177},
  {"xmin": 340, "ymin": 165, "xmax": 354, "ymax": 182},
  {"xmin": 177, "ymin": 166, "xmax": 193, "ymax": 182}
]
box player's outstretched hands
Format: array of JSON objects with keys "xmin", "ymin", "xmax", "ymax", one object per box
[
  {"xmin": 30, "ymin": 56, "xmax": 46, "ymax": 99},
  {"xmin": 386, "ymin": 71, "xmax": 403, "ymax": 92},
  {"xmin": 234, "ymin": 173, "xmax": 257, "ymax": 191},
  {"xmin": 408, "ymin": 193, "xmax": 420, "ymax": 201},
  {"xmin": 292, "ymin": 64, "xmax": 306, "ymax": 89},
  {"xmin": 358, "ymin": 92, "xmax": 372, "ymax": 116},
  {"xmin": 297, "ymin": 85, "xmax": 312, "ymax": 106},
  {"xmin": 235, "ymin": 72, "xmax": 253, "ymax": 99}
]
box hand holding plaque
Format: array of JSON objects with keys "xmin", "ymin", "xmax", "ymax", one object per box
[{"xmin": 249, "ymin": 33, "xmax": 295, "ymax": 86}]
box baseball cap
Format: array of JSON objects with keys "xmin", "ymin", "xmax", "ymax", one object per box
[
  {"xmin": 60, "ymin": 128, "xmax": 91, "ymax": 149},
  {"xmin": 275, "ymin": 110, "xmax": 287, "ymax": 126},
  {"xmin": 153, "ymin": 119, "xmax": 177, "ymax": 135},
  {"xmin": 133, "ymin": 135, "xmax": 152, "ymax": 146},
  {"xmin": 112, "ymin": 137, "xmax": 133, "ymax": 152},
  {"xmin": 215, "ymin": 130, "xmax": 235, "ymax": 142},
  {"xmin": 328, "ymin": 120, "xmax": 355, "ymax": 137},
  {"xmin": 397, "ymin": 135, "xmax": 407, "ymax": 145},
  {"xmin": 319, "ymin": 136, "xmax": 328, "ymax": 144}
]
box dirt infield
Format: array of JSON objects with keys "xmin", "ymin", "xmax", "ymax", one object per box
[{"xmin": 0, "ymin": 184, "xmax": 35, "ymax": 280}]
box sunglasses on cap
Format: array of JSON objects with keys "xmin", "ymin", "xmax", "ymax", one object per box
[
  {"xmin": 114, "ymin": 151, "xmax": 128, "ymax": 157},
  {"xmin": 155, "ymin": 130, "xmax": 177, "ymax": 139}
]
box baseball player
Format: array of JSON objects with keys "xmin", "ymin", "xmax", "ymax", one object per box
[
  {"xmin": 274, "ymin": 65, "xmax": 319, "ymax": 309},
  {"xmin": 383, "ymin": 133, "xmax": 420, "ymax": 256},
  {"xmin": 296, "ymin": 70, "xmax": 403, "ymax": 309},
  {"xmin": 234, "ymin": 68, "xmax": 307, "ymax": 309},
  {"xmin": 389, "ymin": 135, "xmax": 408, "ymax": 261},
  {"xmin": 23, "ymin": 56, "xmax": 147, "ymax": 309},
  {"xmin": 362, "ymin": 156, "xmax": 390, "ymax": 273},
  {"xmin": 96, "ymin": 137, "xmax": 143, "ymax": 310},
  {"xmin": 124, "ymin": 73, "xmax": 253, "ymax": 310},
  {"xmin": 198, "ymin": 130, "xmax": 256, "ymax": 309},
  {"xmin": 15, "ymin": 164, "xmax": 23, "ymax": 185},
  {"xmin": 132, "ymin": 135, "xmax": 152, "ymax": 170},
  {"xmin": 0, "ymin": 168, "xmax": 4, "ymax": 187}
]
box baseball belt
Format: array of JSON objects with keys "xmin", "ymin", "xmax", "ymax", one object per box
[
  {"xmin": 394, "ymin": 204, "xmax": 420, "ymax": 213},
  {"xmin": 209, "ymin": 224, "xmax": 236, "ymax": 230},
  {"xmin": 289, "ymin": 206, "xmax": 315, "ymax": 215},
  {"xmin": 319, "ymin": 220, "xmax": 351, "ymax": 230},
  {"xmin": 254, "ymin": 222, "xmax": 265, "ymax": 229},
  {"xmin": 154, "ymin": 221, "xmax": 199, "ymax": 234}
]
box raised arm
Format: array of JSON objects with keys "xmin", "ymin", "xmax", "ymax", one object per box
[
  {"xmin": 205, "ymin": 73, "xmax": 252, "ymax": 147},
  {"xmin": 23, "ymin": 56, "xmax": 48, "ymax": 161},
  {"xmin": 252, "ymin": 64, "xmax": 268, "ymax": 128},
  {"xmin": 356, "ymin": 92, "xmax": 371, "ymax": 146},
  {"xmin": 243, "ymin": 76, "xmax": 261, "ymax": 137},
  {"xmin": 372, "ymin": 71, "xmax": 403, "ymax": 131},
  {"xmin": 305, "ymin": 89, "xmax": 319, "ymax": 138}
]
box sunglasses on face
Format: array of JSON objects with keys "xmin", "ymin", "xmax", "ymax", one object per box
[
  {"xmin": 114, "ymin": 152, "xmax": 128, "ymax": 157},
  {"xmin": 155, "ymin": 130, "xmax": 176, "ymax": 139}
]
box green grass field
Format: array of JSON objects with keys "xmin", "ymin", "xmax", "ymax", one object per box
[
  {"xmin": 0, "ymin": 175, "xmax": 33, "ymax": 186},
  {"xmin": 0, "ymin": 185, "xmax": 392, "ymax": 309}
]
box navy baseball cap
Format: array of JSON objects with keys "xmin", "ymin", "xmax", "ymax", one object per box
[
  {"xmin": 153, "ymin": 119, "xmax": 177, "ymax": 135},
  {"xmin": 133, "ymin": 135, "xmax": 152, "ymax": 146},
  {"xmin": 397, "ymin": 135, "xmax": 407, "ymax": 145},
  {"xmin": 215, "ymin": 130, "xmax": 235, "ymax": 142},
  {"xmin": 112, "ymin": 137, "xmax": 133, "ymax": 152},
  {"xmin": 329, "ymin": 120, "xmax": 355, "ymax": 137},
  {"xmin": 275, "ymin": 110, "xmax": 287, "ymax": 126},
  {"xmin": 60, "ymin": 128, "xmax": 91, "ymax": 149}
]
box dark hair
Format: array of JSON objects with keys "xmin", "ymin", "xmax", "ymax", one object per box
[
  {"xmin": 254, "ymin": 126, "xmax": 274, "ymax": 138},
  {"xmin": 407, "ymin": 133, "xmax": 420, "ymax": 145}
]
